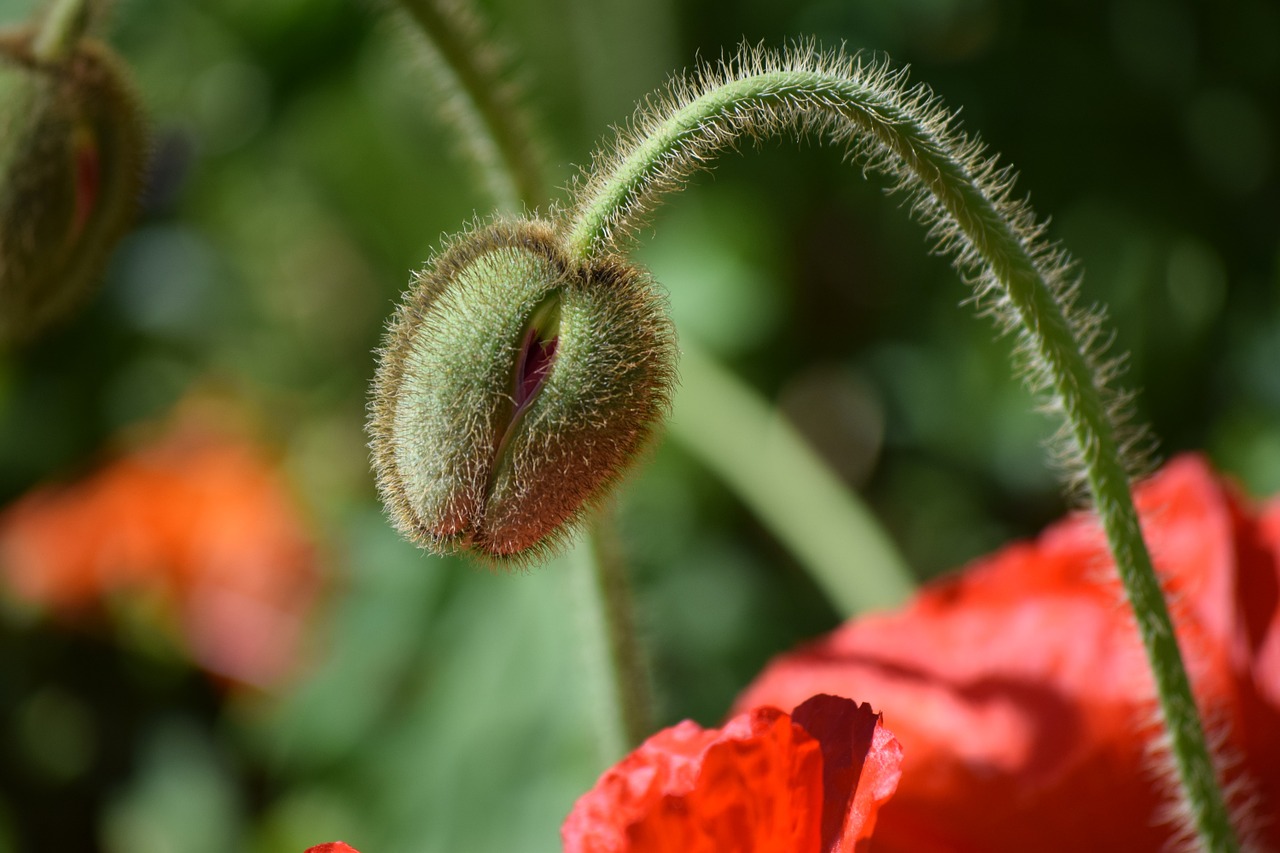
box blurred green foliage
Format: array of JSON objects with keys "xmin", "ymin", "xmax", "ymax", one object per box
[{"xmin": 0, "ymin": 0, "xmax": 1277, "ymax": 850}]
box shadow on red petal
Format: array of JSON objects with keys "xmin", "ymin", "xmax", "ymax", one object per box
[{"xmin": 791, "ymin": 695, "xmax": 903, "ymax": 851}]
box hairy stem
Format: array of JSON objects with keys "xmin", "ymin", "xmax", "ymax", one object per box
[
  {"xmin": 395, "ymin": 0, "xmax": 546, "ymax": 211},
  {"xmin": 32, "ymin": 0, "xmax": 90, "ymax": 62},
  {"xmin": 565, "ymin": 46, "xmax": 1236, "ymax": 851},
  {"xmin": 671, "ymin": 340, "xmax": 913, "ymax": 614}
]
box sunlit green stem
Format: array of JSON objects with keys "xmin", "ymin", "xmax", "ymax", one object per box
[
  {"xmin": 32, "ymin": 0, "xmax": 90, "ymax": 62},
  {"xmin": 671, "ymin": 340, "xmax": 913, "ymax": 614},
  {"xmin": 566, "ymin": 62, "xmax": 1236, "ymax": 851}
]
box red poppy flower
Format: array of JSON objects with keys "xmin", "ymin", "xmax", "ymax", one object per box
[
  {"xmin": 735, "ymin": 455, "xmax": 1280, "ymax": 851},
  {"xmin": 561, "ymin": 694, "xmax": 902, "ymax": 853},
  {"xmin": 0, "ymin": 399, "xmax": 320, "ymax": 689},
  {"xmin": 304, "ymin": 844, "xmax": 362, "ymax": 853}
]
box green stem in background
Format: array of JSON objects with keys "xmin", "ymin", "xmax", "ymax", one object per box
[
  {"xmin": 393, "ymin": 0, "xmax": 547, "ymax": 211},
  {"xmin": 672, "ymin": 341, "xmax": 913, "ymax": 614},
  {"xmin": 31, "ymin": 0, "xmax": 90, "ymax": 62},
  {"xmin": 566, "ymin": 45, "xmax": 1237, "ymax": 851}
]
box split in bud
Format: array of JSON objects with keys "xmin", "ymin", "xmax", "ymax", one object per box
[
  {"xmin": 0, "ymin": 25, "xmax": 145, "ymax": 345},
  {"xmin": 369, "ymin": 218, "xmax": 676, "ymax": 564}
]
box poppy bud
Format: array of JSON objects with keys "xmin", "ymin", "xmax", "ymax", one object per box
[
  {"xmin": 0, "ymin": 27, "xmax": 144, "ymax": 344},
  {"xmin": 369, "ymin": 218, "xmax": 676, "ymax": 563}
]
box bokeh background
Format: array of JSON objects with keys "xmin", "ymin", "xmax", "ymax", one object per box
[{"xmin": 0, "ymin": 0, "xmax": 1277, "ymax": 850}]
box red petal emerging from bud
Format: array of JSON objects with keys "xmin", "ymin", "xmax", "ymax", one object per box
[
  {"xmin": 70, "ymin": 124, "xmax": 100, "ymax": 240},
  {"xmin": 515, "ymin": 328, "xmax": 557, "ymax": 412}
]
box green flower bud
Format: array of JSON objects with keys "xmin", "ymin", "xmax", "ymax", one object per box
[
  {"xmin": 0, "ymin": 27, "xmax": 145, "ymax": 345},
  {"xmin": 370, "ymin": 218, "xmax": 676, "ymax": 563}
]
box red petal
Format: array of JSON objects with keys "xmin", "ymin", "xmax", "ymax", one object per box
[
  {"xmin": 563, "ymin": 696, "xmax": 902, "ymax": 853},
  {"xmin": 790, "ymin": 694, "xmax": 903, "ymax": 851},
  {"xmin": 304, "ymin": 844, "xmax": 362, "ymax": 853},
  {"xmin": 736, "ymin": 454, "xmax": 1280, "ymax": 851},
  {"xmin": 563, "ymin": 707, "xmax": 824, "ymax": 853},
  {"xmin": 1249, "ymin": 496, "xmax": 1280, "ymax": 709}
]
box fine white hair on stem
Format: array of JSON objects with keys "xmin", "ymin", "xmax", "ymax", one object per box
[{"xmin": 566, "ymin": 39, "xmax": 1150, "ymax": 496}]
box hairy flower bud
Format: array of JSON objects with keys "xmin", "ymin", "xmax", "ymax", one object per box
[
  {"xmin": 0, "ymin": 27, "xmax": 145, "ymax": 344},
  {"xmin": 370, "ymin": 218, "xmax": 676, "ymax": 563}
]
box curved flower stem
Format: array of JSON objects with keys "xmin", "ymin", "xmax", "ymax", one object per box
[
  {"xmin": 32, "ymin": 0, "xmax": 90, "ymax": 62},
  {"xmin": 564, "ymin": 48, "xmax": 1237, "ymax": 851},
  {"xmin": 672, "ymin": 340, "xmax": 913, "ymax": 614}
]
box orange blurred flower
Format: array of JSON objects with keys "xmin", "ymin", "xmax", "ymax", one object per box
[
  {"xmin": 561, "ymin": 694, "xmax": 902, "ymax": 853},
  {"xmin": 736, "ymin": 455, "xmax": 1280, "ymax": 850},
  {"xmin": 0, "ymin": 401, "xmax": 321, "ymax": 689}
]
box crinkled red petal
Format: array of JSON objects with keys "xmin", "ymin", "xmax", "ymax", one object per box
[{"xmin": 563, "ymin": 694, "xmax": 901, "ymax": 853}]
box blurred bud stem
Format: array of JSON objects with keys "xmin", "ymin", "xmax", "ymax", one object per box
[
  {"xmin": 588, "ymin": 518, "xmax": 652, "ymax": 748},
  {"xmin": 563, "ymin": 529, "xmax": 630, "ymax": 758},
  {"xmin": 393, "ymin": 0, "xmax": 546, "ymax": 210},
  {"xmin": 32, "ymin": 0, "xmax": 90, "ymax": 63}
]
